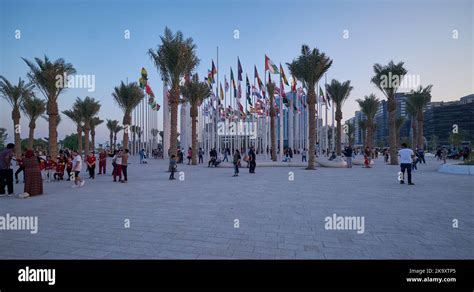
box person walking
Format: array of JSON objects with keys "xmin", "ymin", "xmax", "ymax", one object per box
[
  {"xmin": 121, "ymin": 149, "xmax": 129, "ymax": 183},
  {"xmin": 86, "ymin": 151, "xmax": 96, "ymax": 179},
  {"xmin": 19, "ymin": 150, "xmax": 43, "ymax": 198},
  {"xmin": 344, "ymin": 145, "xmax": 353, "ymax": 168},
  {"xmin": 248, "ymin": 146, "xmax": 256, "ymax": 173},
  {"xmin": 113, "ymin": 149, "xmax": 123, "ymax": 182},
  {"xmin": 98, "ymin": 149, "xmax": 107, "ymax": 175},
  {"xmin": 71, "ymin": 150, "xmax": 85, "ymax": 188},
  {"xmin": 232, "ymin": 149, "xmax": 241, "ymax": 177},
  {"xmin": 441, "ymin": 146, "xmax": 448, "ymax": 164},
  {"xmin": 198, "ymin": 148, "xmax": 204, "ymax": 164},
  {"xmin": 301, "ymin": 148, "xmax": 307, "ymax": 162},
  {"xmin": 364, "ymin": 147, "xmax": 372, "ymax": 168},
  {"xmin": 169, "ymin": 155, "xmax": 177, "ymax": 180},
  {"xmin": 187, "ymin": 147, "xmax": 192, "ymax": 165},
  {"xmin": 0, "ymin": 143, "xmax": 15, "ymax": 196},
  {"xmin": 399, "ymin": 143, "xmax": 415, "ymax": 185},
  {"xmin": 15, "ymin": 153, "xmax": 25, "ymax": 184}
]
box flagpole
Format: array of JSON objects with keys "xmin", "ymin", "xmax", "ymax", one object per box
[
  {"xmin": 279, "ymin": 71, "xmax": 283, "ymax": 162},
  {"xmin": 325, "ymin": 73, "xmax": 328, "ymax": 156}
]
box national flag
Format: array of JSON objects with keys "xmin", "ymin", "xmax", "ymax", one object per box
[
  {"xmin": 211, "ymin": 60, "xmax": 217, "ymax": 76},
  {"xmin": 291, "ymin": 75, "xmax": 297, "ymax": 93},
  {"xmin": 246, "ymin": 74, "xmax": 252, "ymax": 105},
  {"xmin": 237, "ymin": 82, "xmax": 242, "ymax": 99},
  {"xmin": 280, "ymin": 63, "xmax": 289, "ymax": 86},
  {"xmin": 265, "ymin": 54, "xmax": 279, "ymax": 74},
  {"xmin": 230, "ymin": 68, "xmax": 237, "ymax": 97},
  {"xmin": 224, "ymin": 76, "xmax": 229, "ymax": 92},
  {"xmin": 237, "ymin": 58, "xmax": 243, "ymax": 81},
  {"xmin": 319, "ymin": 86, "xmax": 326, "ymax": 104},
  {"xmin": 220, "ymin": 82, "xmax": 224, "ymax": 100}
]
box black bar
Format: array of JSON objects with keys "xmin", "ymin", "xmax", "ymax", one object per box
[{"xmin": 0, "ymin": 260, "xmax": 472, "ymax": 289}]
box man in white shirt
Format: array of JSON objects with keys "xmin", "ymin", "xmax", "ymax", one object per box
[
  {"xmin": 72, "ymin": 151, "xmax": 85, "ymax": 188},
  {"xmin": 398, "ymin": 143, "xmax": 415, "ymax": 185}
]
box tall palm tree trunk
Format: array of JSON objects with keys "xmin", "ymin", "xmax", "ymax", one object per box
[
  {"xmin": 417, "ymin": 114, "xmax": 424, "ymax": 149},
  {"xmin": 270, "ymin": 97, "xmax": 277, "ymax": 161},
  {"xmin": 84, "ymin": 127, "xmax": 90, "ymax": 154},
  {"xmin": 12, "ymin": 109, "xmax": 21, "ymax": 158},
  {"xmin": 367, "ymin": 123, "xmax": 374, "ymax": 150},
  {"xmin": 91, "ymin": 130, "xmax": 95, "ymax": 152},
  {"xmin": 123, "ymin": 115, "xmax": 131, "ymax": 149},
  {"xmin": 307, "ymin": 90, "xmax": 316, "ymax": 169},
  {"xmin": 191, "ymin": 106, "xmax": 198, "ymax": 165},
  {"xmin": 336, "ymin": 108, "xmax": 342, "ymax": 156},
  {"xmin": 411, "ymin": 118, "xmax": 417, "ymax": 150},
  {"xmin": 77, "ymin": 127, "xmax": 83, "ymax": 154},
  {"xmin": 109, "ymin": 133, "xmax": 113, "ymax": 151},
  {"xmin": 48, "ymin": 101, "xmax": 59, "ymax": 161},
  {"xmin": 113, "ymin": 134, "xmax": 117, "ymax": 150},
  {"xmin": 28, "ymin": 120, "xmax": 36, "ymax": 150},
  {"xmin": 387, "ymin": 98, "xmax": 398, "ymax": 164},
  {"xmin": 169, "ymin": 88, "xmax": 179, "ymax": 158}
]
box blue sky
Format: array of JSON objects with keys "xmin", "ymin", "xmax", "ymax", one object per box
[{"xmin": 1, "ymin": 0, "xmax": 472, "ymax": 144}]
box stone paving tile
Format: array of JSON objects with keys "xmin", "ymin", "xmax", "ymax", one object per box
[{"xmin": 0, "ymin": 156, "xmax": 472, "ymax": 259}]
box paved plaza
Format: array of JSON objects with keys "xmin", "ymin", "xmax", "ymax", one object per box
[{"xmin": 0, "ymin": 155, "xmax": 472, "ymax": 259}]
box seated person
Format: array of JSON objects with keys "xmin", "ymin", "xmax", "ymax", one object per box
[{"xmin": 328, "ymin": 151, "xmax": 337, "ymax": 161}]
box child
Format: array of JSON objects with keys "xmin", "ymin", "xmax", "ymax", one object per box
[
  {"xmin": 169, "ymin": 155, "xmax": 177, "ymax": 180},
  {"xmin": 364, "ymin": 147, "xmax": 371, "ymax": 168},
  {"xmin": 54, "ymin": 156, "xmax": 66, "ymax": 181}
]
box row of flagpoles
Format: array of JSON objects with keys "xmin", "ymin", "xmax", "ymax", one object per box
[
  {"xmin": 127, "ymin": 52, "xmax": 337, "ymax": 159},
  {"xmin": 198, "ymin": 51, "xmax": 336, "ymax": 159}
]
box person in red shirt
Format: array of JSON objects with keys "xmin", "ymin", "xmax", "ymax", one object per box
[
  {"xmin": 38, "ymin": 156, "xmax": 46, "ymax": 181},
  {"xmin": 98, "ymin": 149, "xmax": 107, "ymax": 175},
  {"xmin": 54, "ymin": 156, "xmax": 66, "ymax": 181},
  {"xmin": 86, "ymin": 151, "xmax": 96, "ymax": 179}
]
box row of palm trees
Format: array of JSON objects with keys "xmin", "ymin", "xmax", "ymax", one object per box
[{"xmin": 1, "ymin": 26, "xmax": 432, "ymax": 167}]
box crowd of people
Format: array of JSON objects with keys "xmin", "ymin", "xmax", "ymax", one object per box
[{"xmin": 0, "ymin": 143, "xmax": 135, "ymax": 198}]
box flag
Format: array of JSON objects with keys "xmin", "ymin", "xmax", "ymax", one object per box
[
  {"xmin": 220, "ymin": 82, "xmax": 224, "ymax": 100},
  {"xmin": 280, "ymin": 63, "xmax": 289, "ymax": 86},
  {"xmin": 319, "ymin": 86, "xmax": 326, "ymax": 103},
  {"xmin": 237, "ymin": 58, "xmax": 243, "ymax": 81},
  {"xmin": 211, "ymin": 60, "xmax": 217, "ymax": 76},
  {"xmin": 237, "ymin": 82, "xmax": 242, "ymax": 99},
  {"xmin": 291, "ymin": 75, "xmax": 297, "ymax": 93},
  {"xmin": 224, "ymin": 76, "xmax": 229, "ymax": 92},
  {"xmin": 246, "ymin": 74, "xmax": 252, "ymax": 105},
  {"xmin": 265, "ymin": 55, "xmax": 279, "ymax": 74},
  {"xmin": 230, "ymin": 67, "xmax": 237, "ymax": 97}
]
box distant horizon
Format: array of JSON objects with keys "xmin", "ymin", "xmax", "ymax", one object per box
[{"xmin": 1, "ymin": 0, "xmax": 473, "ymax": 145}]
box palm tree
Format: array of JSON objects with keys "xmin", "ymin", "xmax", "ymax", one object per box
[
  {"xmin": 405, "ymin": 97, "xmax": 418, "ymax": 150},
  {"xmin": 287, "ymin": 45, "xmax": 332, "ymax": 169},
  {"xmin": 325, "ymin": 79, "xmax": 353, "ymax": 156},
  {"xmin": 371, "ymin": 61, "xmax": 407, "ymax": 164},
  {"xmin": 112, "ymin": 82, "xmax": 144, "ymax": 149},
  {"xmin": 395, "ymin": 116, "xmax": 406, "ymax": 146},
  {"xmin": 149, "ymin": 27, "xmax": 199, "ymax": 158},
  {"xmin": 346, "ymin": 122, "xmax": 355, "ymax": 146},
  {"xmin": 90, "ymin": 117, "xmax": 103, "ymax": 152},
  {"xmin": 356, "ymin": 94, "xmax": 380, "ymax": 150},
  {"xmin": 75, "ymin": 96, "xmax": 101, "ymax": 153},
  {"xmin": 359, "ymin": 120, "xmax": 367, "ymax": 147},
  {"xmin": 23, "ymin": 56, "xmax": 76, "ymax": 160},
  {"xmin": 266, "ymin": 80, "xmax": 277, "ymax": 161},
  {"xmin": 0, "ymin": 76, "xmax": 34, "ymax": 158},
  {"xmin": 113, "ymin": 125, "xmax": 123, "ymax": 150},
  {"xmin": 63, "ymin": 105, "xmax": 83, "ymax": 153},
  {"xmin": 21, "ymin": 95, "xmax": 46, "ymax": 149},
  {"xmin": 106, "ymin": 119, "xmax": 119, "ymax": 150},
  {"xmin": 408, "ymin": 85, "xmax": 433, "ymax": 149},
  {"xmin": 180, "ymin": 74, "xmax": 211, "ymax": 165}
]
